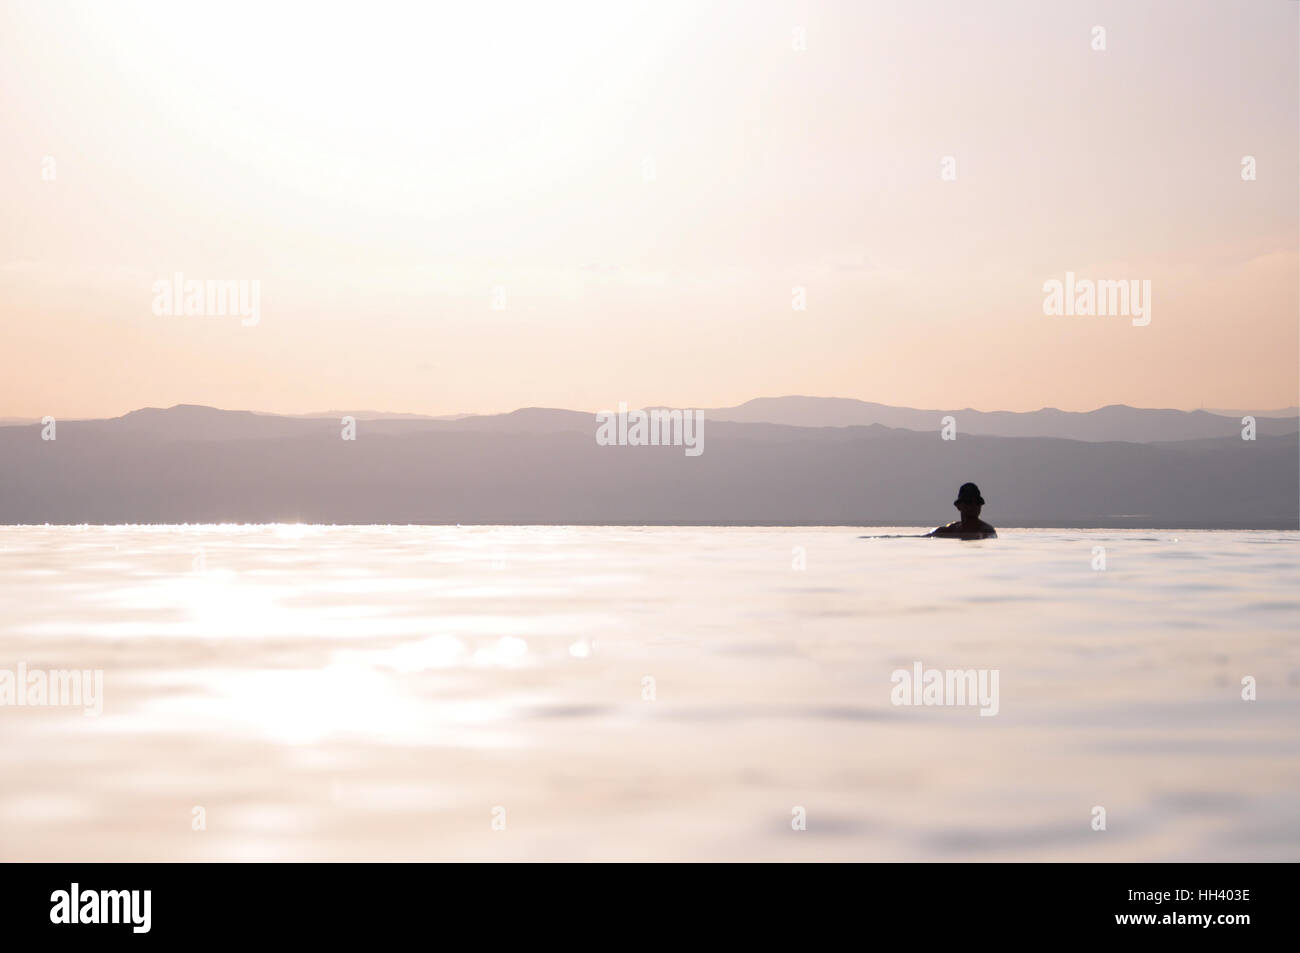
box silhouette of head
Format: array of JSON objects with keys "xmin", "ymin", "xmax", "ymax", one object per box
[{"xmin": 954, "ymin": 482, "xmax": 984, "ymax": 519}]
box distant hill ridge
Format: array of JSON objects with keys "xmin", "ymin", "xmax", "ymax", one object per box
[
  {"xmin": 698, "ymin": 396, "xmax": 1298, "ymax": 442},
  {"xmin": 0, "ymin": 402, "xmax": 1294, "ymax": 527},
  {"xmin": 6, "ymin": 396, "xmax": 1296, "ymax": 443}
]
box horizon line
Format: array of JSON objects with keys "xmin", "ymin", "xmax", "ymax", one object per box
[{"xmin": 4, "ymin": 396, "xmax": 1299, "ymax": 425}]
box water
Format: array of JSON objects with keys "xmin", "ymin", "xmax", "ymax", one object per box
[{"xmin": 1, "ymin": 525, "xmax": 1297, "ymax": 861}]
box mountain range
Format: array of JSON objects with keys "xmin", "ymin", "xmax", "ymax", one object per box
[{"xmin": 0, "ymin": 398, "xmax": 1294, "ymax": 527}]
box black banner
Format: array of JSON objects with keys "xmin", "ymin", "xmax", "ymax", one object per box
[{"xmin": 0, "ymin": 862, "xmax": 1285, "ymax": 941}]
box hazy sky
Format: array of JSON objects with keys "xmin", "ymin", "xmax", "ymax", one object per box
[{"xmin": 1, "ymin": 0, "xmax": 1296, "ymax": 418}]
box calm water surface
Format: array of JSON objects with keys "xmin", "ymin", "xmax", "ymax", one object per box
[{"xmin": 1, "ymin": 525, "xmax": 1297, "ymax": 861}]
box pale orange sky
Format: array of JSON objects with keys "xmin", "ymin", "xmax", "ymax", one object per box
[{"xmin": 1, "ymin": 0, "xmax": 1296, "ymax": 418}]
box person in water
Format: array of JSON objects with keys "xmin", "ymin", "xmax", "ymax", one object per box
[{"xmin": 930, "ymin": 482, "xmax": 997, "ymax": 539}]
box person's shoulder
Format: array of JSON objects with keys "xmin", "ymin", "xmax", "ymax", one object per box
[{"xmin": 980, "ymin": 521, "xmax": 997, "ymax": 537}]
